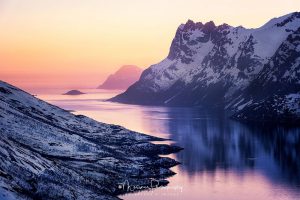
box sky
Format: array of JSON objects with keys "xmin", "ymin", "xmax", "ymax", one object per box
[{"xmin": 0, "ymin": 0, "xmax": 299, "ymax": 90}]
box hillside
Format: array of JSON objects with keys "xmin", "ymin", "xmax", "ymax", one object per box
[{"xmin": 0, "ymin": 81, "xmax": 181, "ymax": 200}]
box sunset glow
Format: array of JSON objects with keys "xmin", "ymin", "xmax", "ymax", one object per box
[
  {"xmin": 0, "ymin": 2, "xmax": 300, "ymax": 199},
  {"xmin": 0, "ymin": 0, "xmax": 299, "ymax": 90}
]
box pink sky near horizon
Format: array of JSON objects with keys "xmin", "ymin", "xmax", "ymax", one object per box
[{"xmin": 0, "ymin": 0, "xmax": 299, "ymax": 91}]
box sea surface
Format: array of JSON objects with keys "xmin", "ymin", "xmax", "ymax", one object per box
[{"xmin": 38, "ymin": 89, "xmax": 300, "ymax": 200}]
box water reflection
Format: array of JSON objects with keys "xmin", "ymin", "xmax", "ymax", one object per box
[
  {"xmin": 38, "ymin": 90, "xmax": 300, "ymax": 200},
  {"xmin": 147, "ymin": 107, "xmax": 300, "ymax": 188}
]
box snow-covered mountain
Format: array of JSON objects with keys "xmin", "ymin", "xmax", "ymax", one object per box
[
  {"xmin": 232, "ymin": 26, "xmax": 300, "ymax": 123},
  {"xmin": 0, "ymin": 81, "xmax": 181, "ymax": 199},
  {"xmin": 97, "ymin": 65, "xmax": 142, "ymax": 90},
  {"xmin": 111, "ymin": 12, "xmax": 300, "ymax": 123}
]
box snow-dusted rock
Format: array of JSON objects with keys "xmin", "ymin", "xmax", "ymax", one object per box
[
  {"xmin": 231, "ymin": 26, "xmax": 300, "ymax": 124},
  {"xmin": 0, "ymin": 81, "xmax": 181, "ymax": 199}
]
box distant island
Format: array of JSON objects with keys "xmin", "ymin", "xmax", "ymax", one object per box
[
  {"xmin": 97, "ymin": 65, "xmax": 142, "ymax": 90},
  {"xmin": 63, "ymin": 90, "xmax": 85, "ymax": 95}
]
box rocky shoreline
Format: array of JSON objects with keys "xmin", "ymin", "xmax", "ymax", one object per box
[{"xmin": 0, "ymin": 81, "xmax": 182, "ymax": 200}]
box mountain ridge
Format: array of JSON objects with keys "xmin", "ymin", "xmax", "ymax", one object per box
[{"xmin": 111, "ymin": 12, "xmax": 300, "ymax": 123}]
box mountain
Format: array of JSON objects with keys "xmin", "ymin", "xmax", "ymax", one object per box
[
  {"xmin": 111, "ymin": 12, "xmax": 300, "ymax": 123},
  {"xmin": 97, "ymin": 65, "xmax": 143, "ymax": 90},
  {"xmin": 0, "ymin": 81, "xmax": 181, "ymax": 200},
  {"xmin": 231, "ymin": 26, "xmax": 300, "ymax": 124},
  {"xmin": 63, "ymin": 90, "xmax": 85, "ymax": 95}
]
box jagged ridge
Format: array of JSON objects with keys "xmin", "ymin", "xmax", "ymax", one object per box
[{"xmin": 111, "ymin": 12, "xmax": 300, "ymax": 123}]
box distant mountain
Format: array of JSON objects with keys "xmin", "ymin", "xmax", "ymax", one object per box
[
  {"xmin": 0, "ymin": 80, "xmax": 181, "ymax": 199},
  {"xmin": 97, "ymin": 65, "xmax": 142, "ymax": 90},
  {"xmin": 111, "ymin": 12, "xmax": 300, "ymax": 124},
  {"xmin": 63, "ymin": 90, "xmax": 85, "ymax": 95}
]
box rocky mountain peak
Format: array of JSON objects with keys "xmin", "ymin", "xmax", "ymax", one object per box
[
  {"xmin": 203, "ymin": 21, "xmax": 216, "ymax": 31},
  {"xmin": 111, "ymin": 12, "xmax": 300, "ymax": 123},
  {"xmin": 181, "ymin": 19, "xmax": 218, "ymax": 32},
  {"xmin": 182, "ymin": 19, "xmax": 203, "ymax": 31}
]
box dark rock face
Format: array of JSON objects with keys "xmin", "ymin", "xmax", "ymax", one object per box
[
  {"xmin": 0, "ymin": 81, "xmax": 181, "ymax": 199},
  {"xmin": 111, "ymin": 12, "xmax": 300, "ymax": 123},
  {"xmin": 63, "ymin": 90, "xmax": 85, "ymax": 95},
  {"xmin": 97, "ymin": 65, "xmax": 143, "ymax": 90}
]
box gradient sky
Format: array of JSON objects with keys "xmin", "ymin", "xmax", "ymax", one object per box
[{"xmin": 0, "ymin": 0, "xmax": 299, "ymax": 90}]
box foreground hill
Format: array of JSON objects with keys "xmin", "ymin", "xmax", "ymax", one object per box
[
  {"xmin": 0, "ymin": 81, "xmax": 181, "ymax": 200},
  {"xmin": 97, "ymin": 65, "xmax": 142, "ymax": 90},
  {"xmin": 111, "ymin": 12, "xmax": 300, "ymax": 124}
]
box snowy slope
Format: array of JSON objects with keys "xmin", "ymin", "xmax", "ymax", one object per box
[
  {"xmin": 0, "ymin": 81, "xmax": 181, "ymax": 199},
  {"xmin": 111, "ymin": 12, "xmax": 300, "ymax": 109},
  {"xmin": 231, "ymin": 26, "xmax": 300, "ymax": 123}
]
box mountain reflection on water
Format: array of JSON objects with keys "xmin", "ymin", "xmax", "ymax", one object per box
[{"xmin": 158, "ymin": 108, "xmax": 300, "ymax": 187}]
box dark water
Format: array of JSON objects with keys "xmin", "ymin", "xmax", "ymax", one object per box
[{"xmin": 39, "ymin": 89, "xmax": 300, "ymax": 200}]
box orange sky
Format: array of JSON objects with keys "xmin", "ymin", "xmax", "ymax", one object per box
[{"xmin": 0, "ymin": 0, "xmax": 299, "ymax": 90}]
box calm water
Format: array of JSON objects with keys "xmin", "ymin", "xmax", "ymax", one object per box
[{"xmin": 38, "ymin": 89, "xmax": 300, "ymax": 200}]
